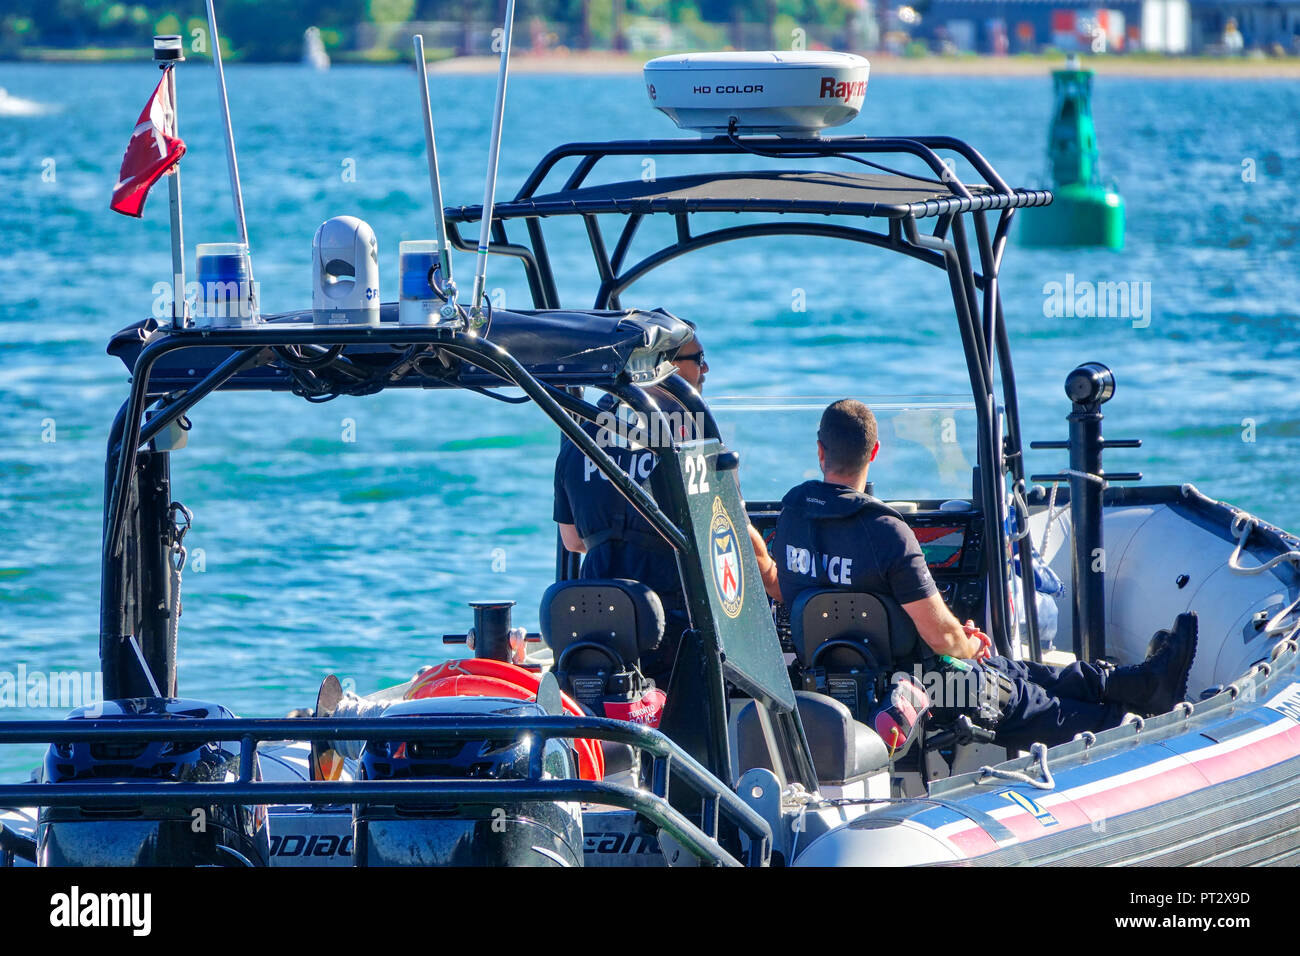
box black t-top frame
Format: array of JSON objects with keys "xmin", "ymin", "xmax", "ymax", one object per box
[{"xmin": 443, "ymin": 133, "xmax": 1053, "ymax": 662}]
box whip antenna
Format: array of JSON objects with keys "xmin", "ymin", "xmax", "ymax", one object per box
[
  {"xmin": 470, "ymin": 0, "xmax": 517, "ymax": 330},
  {"xmin": 412, "ymin": 34, "xmax": 457, "ymax": 311},
  {"xmin": 204, "ymin": 0, "xmax": 250, "ymax": 251},
  {"xmin": 203, "ymin": 0, "xmax": 256, "ymax": 319}
]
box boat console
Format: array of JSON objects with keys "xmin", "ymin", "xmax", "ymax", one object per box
[
  {"xmin": 748, "ymin": 501, "xmax": 988, "ymax": 632},
  {"xmin": 908, "ymin": 508, "xmax": 988, "ymax": 624}
]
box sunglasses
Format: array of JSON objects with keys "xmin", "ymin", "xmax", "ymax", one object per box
[{"xmin": 675, "ymin": 350, "xmax": 705, "ymax": 365}]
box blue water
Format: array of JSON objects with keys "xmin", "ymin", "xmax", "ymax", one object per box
[{"xmin": 1, "ymin": 63, "xmax": 1298, "ymax": 776}]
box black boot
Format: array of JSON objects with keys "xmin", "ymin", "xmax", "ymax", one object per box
[{"xmin": 1103, "ymin": 613, "xmax": 1198, "ymax": 717}]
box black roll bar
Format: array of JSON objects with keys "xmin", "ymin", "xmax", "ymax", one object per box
[{"xmin": 0, "ymin": 714, "xmax": 773, "ymax": 867}]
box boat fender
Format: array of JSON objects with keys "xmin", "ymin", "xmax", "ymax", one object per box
[{"xmin": 408, "ymin": 660, "xmax": 605, "ymax": 780}]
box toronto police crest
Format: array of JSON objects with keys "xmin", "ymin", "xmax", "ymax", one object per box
[{"xmin": 708, "ymin": 496, "xmax": 744, "ymax": 619}]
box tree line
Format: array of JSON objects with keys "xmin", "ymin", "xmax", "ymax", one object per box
[{"xmin": 2, "ymin": 0, "xmax": 869, "ymax": 61}]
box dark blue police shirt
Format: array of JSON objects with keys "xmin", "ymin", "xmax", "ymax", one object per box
[
  {"xmin": 553, "ymin": 415, "xmax": 683, "ymax": 612},
  {"xmin": 773, "ymin": 479, "xmax": 938, "ymax": 608}
]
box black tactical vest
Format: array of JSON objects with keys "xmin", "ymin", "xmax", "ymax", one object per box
[{"xmin": 773, "ymin": 479, "xmax": 914, "ymax": 607}]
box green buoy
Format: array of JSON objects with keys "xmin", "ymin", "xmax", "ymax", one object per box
[{"xmin": 1019, "ymin": 56, "xmax": 1125, "ymax": 249}]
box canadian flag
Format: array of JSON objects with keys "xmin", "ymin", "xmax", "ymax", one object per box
[{"xmin": 110, "ymin": 75, "xmax": 186, "ymax": 218}]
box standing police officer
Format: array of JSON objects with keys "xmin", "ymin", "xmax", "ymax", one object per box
[
  {"xmin": 553, "ymin": 336, "xmax": 706, "ymax": 679},
  {"xmin": 553, "ymin": 334, "xmax": 779, "ymax": 680},
  {"xmin": 771, "ymin": 399, "xmax": 1197, "ymax": 751},
  {"xmin": 554, "ymin": 335, "xmax": 708, "ymax": 584}
]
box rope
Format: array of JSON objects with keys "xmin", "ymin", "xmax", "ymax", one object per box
[
  {"xmin": 976, "ymin": 741, "xmax": 1055, "ymax": 790},
  {"xmin": 165, "ymin": 502, "xmax": 192, "ymax": 698},
  {"xmin": 1230, "ymin": 514, "xmax": 1300, "ymax": 575},
  {"xmin": 168, "ymin": 546, "xmax": 184, "ymax": 695},
  {"xmin": 783, "ymin": 782, "xmax": 818, "ymax": 861},
  {"xmin": 1063, "ymin": 468, "xmax": 1108, "ymax": 487},
  {"xmin": 1027, "ymin": 472, "xmax": 1106, "ymax": 559},
  {"xmin": 1010, "ymin": 482, "xmax": 1031, "ymax": 542},
  {"xmin": 1038, "ymin": 481, "xmax": 1069, "ymax": 558},
  {"xmin": 1228, "ymin": 514, "xmax": 1300, "ymax": 637}
]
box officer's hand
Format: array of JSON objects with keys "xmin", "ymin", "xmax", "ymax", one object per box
[
  {"xmin": 963, "ymin": 620, "xmax": 993, "ymax": 660},
  {"xmin": 746, "ymin": 523, "xmax": 782, "ymax": 602}
]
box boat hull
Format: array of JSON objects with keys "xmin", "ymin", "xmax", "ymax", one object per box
[{"xmin": 795, "ymin": 654, "xmax": 1300, "ymax": 866}]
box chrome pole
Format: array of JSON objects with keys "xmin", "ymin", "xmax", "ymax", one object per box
[
  {"xmin": 470, "ymin": 0, "xmax": 517, "ymax": 328},
  {"xmin": 204, "ymin": 0, "xmax": 248, "ymax": 246},
  {"xmin": 412, "ymin": 34, "xmax": 457, "ymax": 305},
  {"xmin": 154, "ymin": 36, "xmax": 188, "ymax": 327},
  {"xmin": 204, "ymin": 0, "xmax": 256, "ymax": 318}
]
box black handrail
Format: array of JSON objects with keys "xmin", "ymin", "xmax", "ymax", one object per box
[
  {"xmin": 7, "ymin": 778, "xmax": 747, "ymax": 866},
  {"xmin": 0, "ymin": 714, "xmax": 772, "ymax": 867}
]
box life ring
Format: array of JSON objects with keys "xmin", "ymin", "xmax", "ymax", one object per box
[{"xmin": 408, "ymin": 661, "xmax": 604, "ymax": 780}]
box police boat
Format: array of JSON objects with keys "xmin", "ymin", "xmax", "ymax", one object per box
[{"xmin": 3, "ymin": 49, "xmax": 1300, "ymax": 868}]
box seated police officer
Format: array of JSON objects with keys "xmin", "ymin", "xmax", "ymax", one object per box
[{"xmin": 771, "ymin": 399, "xmax": 1197, "ymax": 751}]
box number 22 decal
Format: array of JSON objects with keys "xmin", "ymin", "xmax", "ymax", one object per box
[{"xmin": 685, "ymin": 454, "xmax": 710, "ymax": 495}]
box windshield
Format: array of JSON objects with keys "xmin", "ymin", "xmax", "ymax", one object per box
[{"xmin": 708, "ymin": 395, "xmax": 978, "ymax": 505}]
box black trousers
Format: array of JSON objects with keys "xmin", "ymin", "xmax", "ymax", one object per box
[{"xmin": 981, "ymin": 657, "xmax": 1125, "ymax": 751}]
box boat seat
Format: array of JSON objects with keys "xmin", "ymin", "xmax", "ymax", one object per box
[
  {"xmin": 732, "ymin": 691, "xmax": 889, "ymax": 787},
  {"xmin": 789, "ymin": 588, "xmax": 925, "ymax": 721},
  {"xmin": 540, "ymin": 576, "xmax": 665, "ymax": 705},
  {"xmin": 540, "ymin": 578, "xmax": 664, "ymax": 675},
  {"xmin": 541, "ymin": 580, "xmax": 667, "ymax": 781}
]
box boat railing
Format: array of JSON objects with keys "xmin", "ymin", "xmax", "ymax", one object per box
[{"xmin": 0, "ymin": 714, "xmax": 772, "ymax": 867}]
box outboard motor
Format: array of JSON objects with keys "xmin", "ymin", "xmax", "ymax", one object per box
[
  {"xmin": 37, "ymin": 698, "xmax": 269, "ymax": 867},
  {"xmin": 353, "ymin": 697, "xmax": 583, "ymax": 867}
]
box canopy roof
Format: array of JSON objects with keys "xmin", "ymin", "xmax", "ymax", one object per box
[
  {"xmin": 447, "ymin": 169, "xmax": 1052, "ymax": 223},
  {"xmin": 107, "ymin": 306, "xmax": 694, "ymax": 398}
]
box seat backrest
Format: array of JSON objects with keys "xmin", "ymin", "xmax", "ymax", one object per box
[
  {"xmin": 731, "ymin": 691, "xmax": 889, "ymax": 788},
  {"xmin": 539, "ymin": 580, "xmax": 665, "ymax": 704},
  {"xmin": 788, "ymin": 589, "xmax": 922, "ymax": 672}
]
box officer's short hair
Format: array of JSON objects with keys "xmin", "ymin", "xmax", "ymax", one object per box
[{"xmin": 818, "ymin": 400, "xmax": 879, "ymax": 473}]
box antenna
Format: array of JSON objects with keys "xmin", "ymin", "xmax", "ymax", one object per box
[
  {"xmin": 469, "ymin": 0, "xmax": 517, "ymax": 330},
  {"xmin": 412, "ymin": 34, "xmax": 458, "ymax": 315},
  {"xmin": 204, "ymin": 0, "xmax": 255, "ymax": 318}
]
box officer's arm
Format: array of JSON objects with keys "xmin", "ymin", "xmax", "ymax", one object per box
[
  {"xmin": 902, "ymin": 594, "xmax": 985, "ymax": 659},
  {"xmin": 558, "ymin": 523, "xmax": 586, "ymax": 554},
  {"xmin": 746, "ymin": 523, "xmax": 781, "ymax": 602}
]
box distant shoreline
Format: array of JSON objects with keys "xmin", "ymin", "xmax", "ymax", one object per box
[
  {"xmin": 9, "ymin": 48, "xmax": 1300, "ymax": 79},
  {"xmin": 428, "ymin": 51, "xmax": 1300, "ymax": 79}
]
